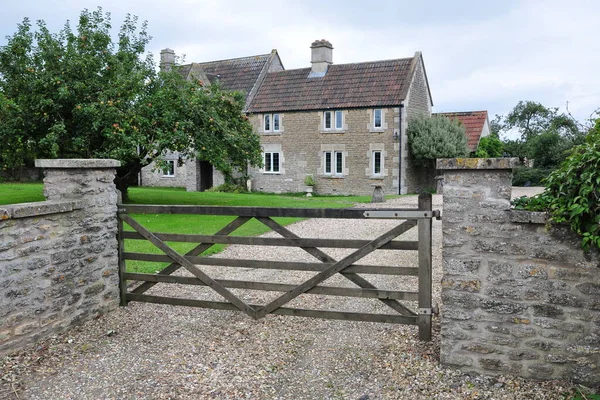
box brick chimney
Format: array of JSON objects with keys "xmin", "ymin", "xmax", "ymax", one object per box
[
  {"xmin": 310, "ymin": 39, "xmax": 333, "ymax": 74},
  {"xmin": 160, "ymin": 48, "xmax": 175, "ymax": 71}
]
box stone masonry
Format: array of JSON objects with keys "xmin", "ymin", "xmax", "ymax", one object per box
[
  {"xmin": 0, "ymin": 159, "xmax": 121, "ymax": 356},
  {"xmin": 438, "ymin": 158, "xmax": 600, "ymax": 386}
]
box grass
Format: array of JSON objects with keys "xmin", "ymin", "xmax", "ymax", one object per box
[
  {"xmin": 0, "ymin": 182, "xmax": 45, "ymax": 205},
  {"xmin": 1, "ymin": 184, "xmax": 400, "ymax": 273}
]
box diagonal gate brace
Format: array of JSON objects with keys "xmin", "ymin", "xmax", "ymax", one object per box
[
  {"xmin": 257, "ymin": 217, "xmax": 417, "ymax": 317},
  {"xmin": 254, "ymin": 218, "xmax": 418, "ymax": 319},
  {"xmin": 119, "ymin": 213, "xmax": 257, "ymax": 319}
]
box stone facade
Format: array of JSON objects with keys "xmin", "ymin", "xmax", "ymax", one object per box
[
  {"xmin": 0, "ymin": 159, "xmax": 121, "ymax": 356},
  {"xmin": 438, "ymin": 157, "xmax": 600, "ymax": 386},
  {"xmin": 140, "ymin": 153, "xmax": 188, "ymax": 188},
  {"xmin": 249, "ymin": 108, "xmax": 400, "ymax": 195}
]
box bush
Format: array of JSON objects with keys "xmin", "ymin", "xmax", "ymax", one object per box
[
  {"xmin": 511, "ymin": 121, "xmax": 600, "ymax": 250},
  {"xmin": 474, "ymin": 135, "xmax": 504, "ymax": 158},
  {"xmin": 407, "ymin": 114, "xmax": 469, "ymax": 167},
  {"xmin": 205, "ymin": 183, "xmax": 248, "ymax": 194}
]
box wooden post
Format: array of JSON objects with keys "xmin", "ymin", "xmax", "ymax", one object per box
[
  {"xmin": 417, "ymin": 192, "xmax": 432, "ymax": 341},
  {"xmin": 117, "ymin": 214, "xmax": 128, "ymax": 306}
]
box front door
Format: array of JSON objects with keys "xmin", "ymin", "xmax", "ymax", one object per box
[{"xmin": 199, "ymin": 161, "xmax": 213, "ymax": 191}]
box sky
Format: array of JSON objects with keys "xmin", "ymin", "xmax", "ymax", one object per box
[{"xmin": 2, "ymin": 0, "xmax": 599, "ymax": 133}]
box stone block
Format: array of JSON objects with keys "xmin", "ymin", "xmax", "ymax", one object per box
[
  {"xmin": 508, "ymin": 349, "xmax": 540, "ymax": 361},
  {"xmin": 480, "ymin": 299, "xmax": 528, "ymax": 314},
  {"xmin": 548, "ymin": 292, "xmax": 583, "ymax": 308},
  {"xmin": 462, "ymin": 343, "xmax": 499, "ymax": 354},
  {"xmin": 442, "ymin": 278, "xmax": 481, "ymax": 292},
  {"xmin": 532, "ymin": 304, "xmax": 564, "ymax": 318},
  {"xmin": 526, "ymin": 364, "xmax": 554, "ymax": 379},
  {"xmin": 526, "ymin": 340, "xmax": 562, "ymax": 351},
  {"xmin": 444, "ymin": 259, "xmax": 481, "ymax": 275},
  {"xmin": 510, "ymin": 326, "xmax": 536, "ymax": 338},
  {"xmin": 478, "ymin": 358, "xmax": 521, "ymax": 374}
]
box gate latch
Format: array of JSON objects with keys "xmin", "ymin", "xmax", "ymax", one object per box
[{"xmin": 418, "ymin": 308, "xmax": 433, "ymax": 315}]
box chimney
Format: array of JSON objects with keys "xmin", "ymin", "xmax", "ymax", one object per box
[
  {"xmin": 310, "ymin": 39, "xmax": 333, "ymax": 75},
  {"xmin": 160, "ymin": 48, "xmax": 175, "ymax": 72}
]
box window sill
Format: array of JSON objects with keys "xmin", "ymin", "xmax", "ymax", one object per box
[
  {"xmin": 262, "ymin": 172, "xmax": 282, "ymax": 175},
  {"xmin": 368, "ymin": 176, "xmax": 385, "ymax": 180},
  {"xmin": 261, "ymin": 131, "xmax": 283, "ymax": 135},
  {"xmin": 162, "ymin": 176, "xmax": 175, "ymax": 178},
  {"xmin": 322, "ymin": 175, "xmax": 345, "ymax": 179},
  {"xmin": 320, "ymin": 129, "xmax": 347, "ymax": 134},
  {"xmin": 369, "ymin": 128, "xmax": 386, "ymax": 133}
]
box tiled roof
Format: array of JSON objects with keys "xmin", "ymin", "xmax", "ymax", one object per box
[
  {"xmin": 179, "ymin": 54, "xmax": 271, "ymax": 100},
  {"xmin": 248, "ymin": 57, "xmax": 414, "ymax": 113},
  {"xmin": 435, "ymin": 111, "xmax": 489, "ymax": 151}
]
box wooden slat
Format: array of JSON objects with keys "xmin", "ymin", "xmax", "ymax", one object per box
[
  {"xmin": 417, "ymin": 193, "xmax": 433, "ymax": 341},
  {"xmin": 120, "ymin": 204, "xmax": 432, "ymax": 219},
  {"xmin": 120, "ymin": 231, "xmax": 419, "ymax": 250},
  {"xmin": 123, "ymin": 272, "xmax": 420, "ymax": 301},
  {"xmin": 126, "ymin": 293, "xmax": 418, "ymax": 325},
  {"xmin": 130, "ymin": 216, "xmax": 252, "ymax": 295},
  {"xmin": 257, "ymin": 217, "xmax": 418, "ymax": 317},
  {"xmin": 117, "ymin": 218, "xmax": 127, "ymax": 306},
  {"xmin": 255, "ymin": 219, "xmax": 418, "ymax": 319},
  {"xmin": 119, "ymin": 213, "xmax": 257, "ymax": 319},
  {"xmin": 123, "ymin": 252, "xmax": 420, "ymax": 276}
]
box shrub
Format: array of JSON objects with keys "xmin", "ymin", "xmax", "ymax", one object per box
[
  {"xmin": 474, "ymin": 135, "xmax": 504, "ymax": 158},
  {"xmin": 205, "ymin": 183, "xmax": 248, "ymax": 194},
  {"xmin": 512, "ymin": 167, "xmax": 552, "ymax": 186},
  {"xmin": 511, "ymin": 121, "xmax": 600, "ymax": 250},
  {"xmin": 407, "ymin": 114, "xmax": 469, "ymax": 167}
]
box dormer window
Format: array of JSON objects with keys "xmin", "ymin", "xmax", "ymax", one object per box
[{"xmin": 324, "ymin": 110, "xmax": 344, "ymax": 131}]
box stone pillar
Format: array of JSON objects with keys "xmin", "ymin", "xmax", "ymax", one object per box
[
  {"xmin": 437, "ymin": 158, "xmax": 518, "ymax": 370},
  {"xmin": 185, "ymin": 158, "xmax": 200, "ymax": 192}
]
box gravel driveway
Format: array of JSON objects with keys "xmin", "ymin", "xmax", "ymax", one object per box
[{"xmin": 2, "ymin": 187, "xmax": 578, "ymax": 399}]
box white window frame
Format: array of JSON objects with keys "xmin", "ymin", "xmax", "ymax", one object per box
[
  {"xmin": 373, "ymin": 109, "xmax": 383, "ymax": 129},
  {"xmin": 323, "ymin": 110, "xmax": 343, "ymax": 131},
  {"xmin": 372, "ymin": 150, "xmax": 383, "ymax": 176},
  {"xmin": 263, "ymin": 151, "xmax": 280, "ymax": 173},
  {"xmin": 324, "ymin": 150, "xmax": 344, "ymax": 176},
  {"xmin": 162, "ymin": 160, "xmax": 175, "ymax": 177},
  {"xmin": 263, "ymin": 113, "xmax": 281, "ymax": 132}
]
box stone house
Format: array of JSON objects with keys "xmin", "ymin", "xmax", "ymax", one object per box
[
  {"xmin": 142, "ymin": 40, "xmax": 435, "ymax": 195},
  {"xmin": 139, "ymin": 48, "xmax": 284, "ymax": 190},
  {"xmin": 434, "ymin": 110, "xmax": 491, "ymax": 152}
]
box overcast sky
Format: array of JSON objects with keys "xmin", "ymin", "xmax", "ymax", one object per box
[{"xmin": 2, "ymin": 0, "xmax": 599, "ymax": 130}]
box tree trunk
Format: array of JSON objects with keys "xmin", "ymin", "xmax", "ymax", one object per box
[{"xmin": 114, "ymin": 163, "xmax": 143, "ymax": 202}]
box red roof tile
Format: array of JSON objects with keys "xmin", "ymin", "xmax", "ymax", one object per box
[
  {"xmin": 248, "ymin": 58, "xmax": 414, "ymax": 113},
  {"xmin": 435, "ymin": 111, "xmax": 488, "ymax": 151}
]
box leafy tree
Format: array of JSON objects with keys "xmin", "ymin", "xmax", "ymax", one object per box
[
  {"xmin": 512, "ymin": 115, "xmax": 600, "ymax": 250},
  {"xmin": 407, "ymin": 113, "xmax": 469, "ymax": 167},
  {"xmin": 0, "ymin": 8, "xmax": 262, "ymax": 195},
  {"xmin": 474, "ymin": 135, "xmax": 504, "ymax": 158}
]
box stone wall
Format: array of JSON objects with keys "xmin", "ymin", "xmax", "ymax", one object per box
[
  {"xmin": 438, "ymin": 158, "xmax": 600, "ymax": 386},
  {"xmin": 0, "ymin": 159, "xmax": 121, "ymax": 356}
]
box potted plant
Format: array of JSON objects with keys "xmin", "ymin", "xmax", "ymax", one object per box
[{"xmin": 304, "ymin": 175, "xmax": 315, "ymax": 197}]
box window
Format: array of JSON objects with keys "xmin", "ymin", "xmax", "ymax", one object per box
[
  {"xmin": 335, "ymin": 110, "xmax": 343, "ymax": 129},
  {"xmin": 263, "ymin": 113, "xmax": 281, "ymax": 132},
  {"xmin": 323, "ymin": 110, "xmax": 343, "ymax": 131},
  {"xmin": 162, "ymin": 160, "xmax": 175, "ymax": 177},
  {"xmin": 374, "ymin": 109, "xmax": 382, "ymax": 129},
  {"xmin": 324, "ymin": 151, "xmax": 344, "ymax": 175},
  {"xmin": 264, "ymin": 152, "xmax": 280, "ymax": 173},
  {"xmin": 373, "ymin": 151, "xmax": 382, "ymax": 175}
]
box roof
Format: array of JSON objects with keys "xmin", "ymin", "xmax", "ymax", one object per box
[
  {"xmin": 435, "ymin": 111, "xmax": 489, "ymax": 151},
  {"xmin": 247, "ymin": 57, "xmax": 415, "ymax": 113},
  {"xmin": 179, "ymin": 53, "xmax": 272, "ymax": 100}
]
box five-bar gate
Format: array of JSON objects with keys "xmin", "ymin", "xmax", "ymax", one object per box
[{"xmin": 117, "ymin": 193, "xmax": 439, "ymax": 340}]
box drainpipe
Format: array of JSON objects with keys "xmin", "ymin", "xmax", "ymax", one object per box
[{"xmin": 398, "ymin": 103, "xmax": 404, "ymax": 195}]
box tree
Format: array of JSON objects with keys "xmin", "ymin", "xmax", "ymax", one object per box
[
  {"xmin": 0, "ymin": 8, "xmax": 262, "ymax": 195},
  {"xmin": 474, "ymin": 135, "xmax": 504, "ymax": 158},
  {"xmin": 407, "ymin": 113, "xmax": 469, "ymax": 166}
]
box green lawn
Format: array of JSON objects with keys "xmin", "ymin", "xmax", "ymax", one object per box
[
  {"xmin": 2, "ymin": 184, "xmax": 399, "ymax": 273},
  {"xmin": 0, "ymin": 183, "xmax": 45, "ymax": 205}
]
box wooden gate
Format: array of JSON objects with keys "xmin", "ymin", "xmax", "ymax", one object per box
[{"xmin": 117, "ymin": 193, "xmax": 439, "ymax": 340}]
